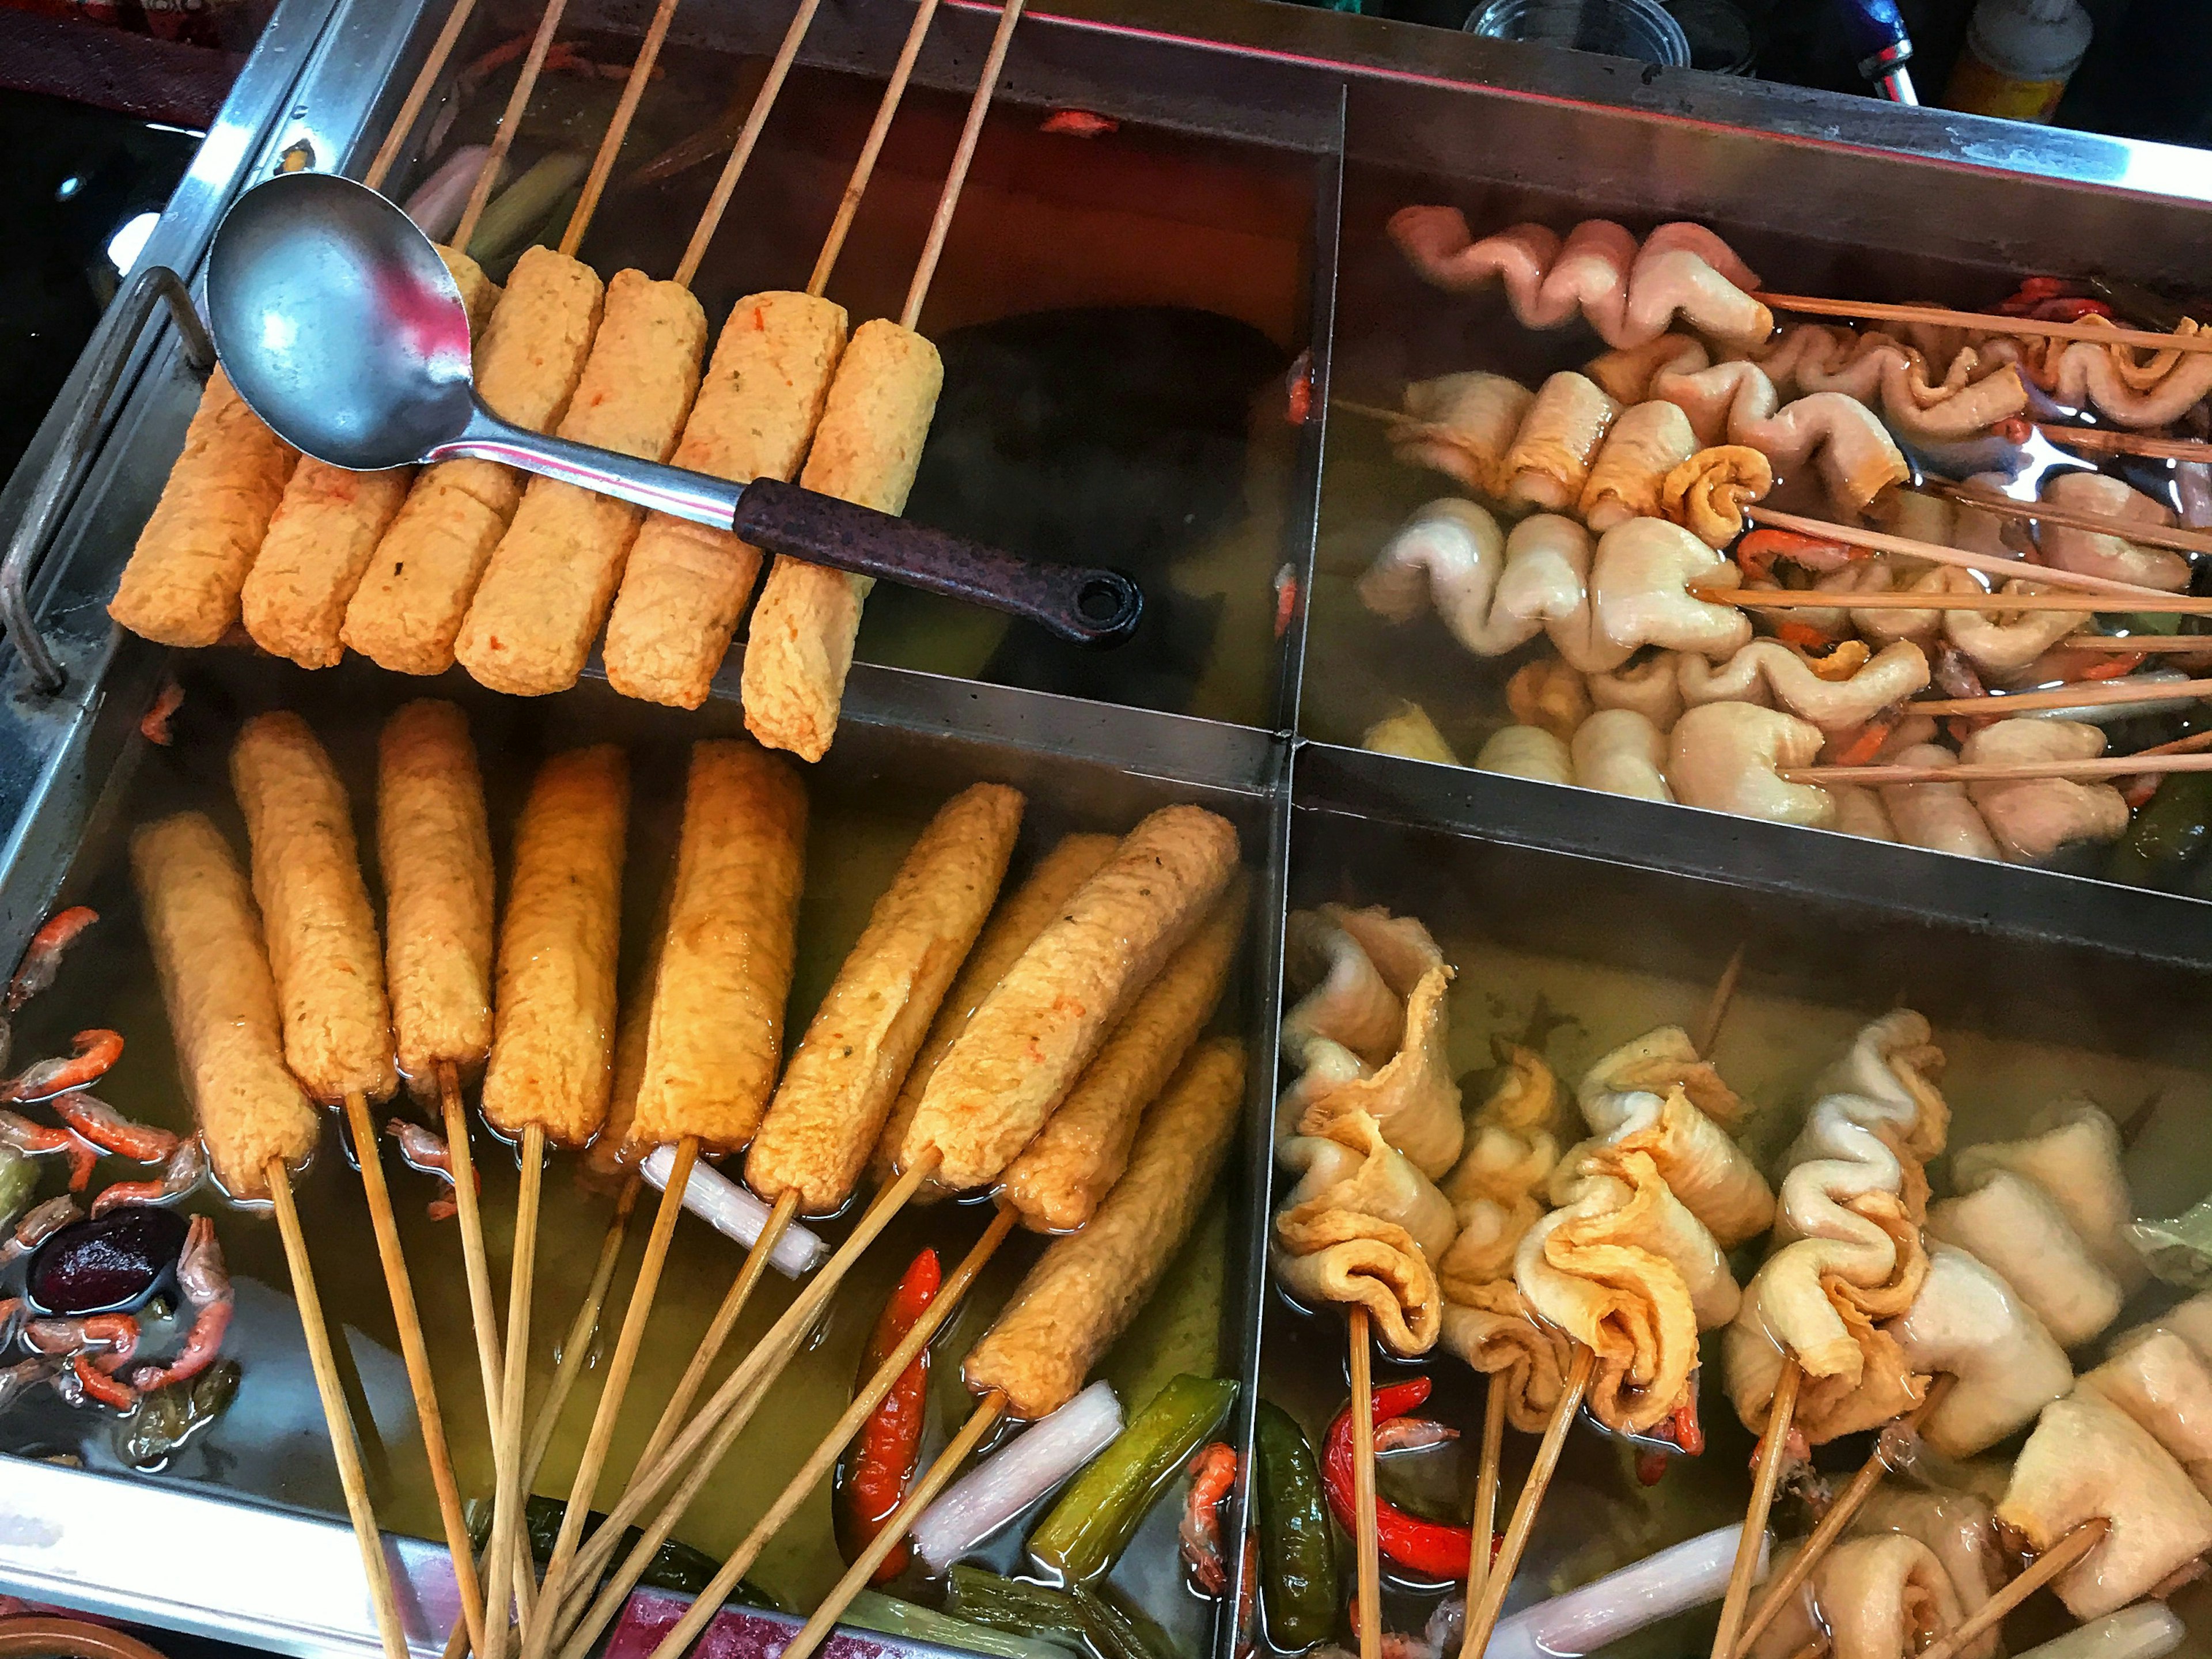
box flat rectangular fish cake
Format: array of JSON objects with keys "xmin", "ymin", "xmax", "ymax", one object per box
[
  {"xmin": 378, "ymin": 699, "xmax": 494, "ymax": 1097},
  {"xmin": 741, "ymin": 319, "xmax": 942, "ymax": 762},
  {"xmin": 342, "ymin": 245, "xmax": 603, "ymax": 676},
  {"xmin": 603, "ymin": 290, "xmax": 849, "ymax": 710},
  {"xmin": 898, "ymin": 804, "xmax": 1241, "ymax": 1191},
  {"xmin": 630, "ymin": 740, "xmax": 807, "ymax": 1154},
  {"xmin": 109, "ymin": 368, "xmax": 298, "ymax": 648},
  {"xmin": 747, "ymin": 782, "xmax": 1024, "ymax": 1214},
  {"xmin": 242, "ymin": 249, "xmax": 503, "ymax": 668},
  {"xmin": 130, "ymin": 811, "xmax": 318, "ymax": 1200},
  {"xmin": 964, "ymin": 1037, "xmax": 1246, "ymax": 1419},
  {"xmin": 456, "ymin": 270, "xmax": 707, "ymax": 696},
  {"xmin": 230, "ymin": 711, "xmax": 397, "ymax": 1104},
  {"xmin": 481, "ymin": 745, "xmax": 630, "ymax": 1146}
]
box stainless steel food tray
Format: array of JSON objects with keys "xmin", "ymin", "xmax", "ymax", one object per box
[{"xmin": 3, "ymin": 0, "xmax": 2212, "ymax": 1654}]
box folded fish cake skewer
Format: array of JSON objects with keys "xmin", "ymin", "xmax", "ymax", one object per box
[
  {"xmin": 342, "ymin": 247, "xmax": 605, "ymax": 676},
  {"xmin": 242, "ymin": 253, "xmax": 504, "ymax": 669},
  {"xmin": 741, "ymin": 320, "xmax": 943, "ymax": 761},
  {"xmin": 897, "ymin": 802, "xmax": 1241, "ymax": 1191},
  {"xmin": 456, "ymin": 270, "xmax": 709, "ymax": 696},
  {"xmin": 603, "ymin": 291, "xmax": 850, "ymax": 709},
  {"xmin": 998, "ymin": 869, "xmax": 1249, "ymax": 1233},
  {"xmin": 128, "ymin": 811, "xmax": 317, "ymax": 1199},
  {"xmin": 745, "ymin": 781, "xmax": 1025, "ymax": 1215}
]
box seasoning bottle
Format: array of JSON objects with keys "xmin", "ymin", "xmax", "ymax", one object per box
[{"xmin": 1941, "ymin": 0, "xmax": 2092, "ymax": 124}]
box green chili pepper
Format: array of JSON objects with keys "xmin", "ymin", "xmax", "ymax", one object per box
[
  {"xmin": 1028, "ymin": 1373, "xmax": 1237, "ymax": 1582},
  {"xmin": 947, "ymin": 1566, "xmax": 1175, "ymax": 1659},
  {"xmin": 1252, "ymin": 1400, "xmax": 1336, "ymax": 1652},
  {"xmin": 2109, "ymin": 772, "xmax": 2212, "ymax": 885},
  {"xmin": 844, "ymin": 1590, "xmax": 1078, "ymax": 1659},
  {"xmin": 491, "ymin": 1495, "xmax": 778, "ymax": 1608},
  {"xmin": 117, "ymin": 1358, "xmax": 240, "ymax": 1469},
  {"xmin": 0, "ymin": 1145, "xmax": 34, "ymax": 1233}
]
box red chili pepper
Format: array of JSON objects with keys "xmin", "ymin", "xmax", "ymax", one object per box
[
  {"xmin": 2029, "ymin": 297, "xmax": 2113, "ymax": 323},
  {"xmin": 834, "ymin": 1248, "xmax": 941, "ymax": 1582},
  {"xmin": 1321, "ymin": 1377, "xmax": 1491, "ymax": 1580},
  {"xmin": 1285, "ymin": 349, "xmax": 1315, "ymax": 426},
  {"xmin": 1994, "ymin": 276, "xmax": 2073, "ymax": 315}
]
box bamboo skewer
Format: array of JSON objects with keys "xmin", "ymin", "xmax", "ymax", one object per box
[
  {"xmin": 1460, "ymin": 1344, "xmax": 1595, "ymax": 1659},
  {"xmin": 560, "ymin": 0, "xmax": 684, "ymax": 255},
  {"xmin": 899, "ymin": 0, "xmax": 1030, "ymax": 332},
  {"xmin": 634, "ymin": 1207, "xmax": 1021, "ymax": 1659},
  {"xmin": 804, "ymin": 0, "xmax": 946, "ymax": 297},
  {"xmin": 1350, "ymin": 1305, "xmax": 1382, "ymax": 1659},
  {"xmin": 1729, "ymin": 1374, "xmax": 1957, "ymax": 1659},
  {"xmin": 2038, "ymin": 423, "xmax": 2209, "ymax": 461},
  {"xmin": 1709, "ymin": 1357, "xmax": 1802, "ymax": 1659},
  {"xmin": 520, "ymin": 1139, "xmax": 699, "ymax": 1658},
  {"xmin": 1754, "ymin": 293, "xmax": 2212, "ymax": 355},
  {"xmin": 453, "ymin": 0, "xmax": 574, "ymax": 251},
  {"xmin": 1743, "ymin": 506, "xmax": 2192, "ymax": 599},
  {"xmin": 343, "ymin": 1089, "xmax": 489, "ymax": 1658},
  {"xmin": 676, "ymin": 0, "xmax": 830, "ymax": 286},
  {"xmin": 1786, "ymin": 752, "xmax": 2212, "ymax": 786},
  {"xmin": 1933, "ymin": 487, "xmax": 2212, "ymax": 559},
  {"xmin": 1460, "ymin": 1371, "xmax": 1508, "ymax": 1650},
  {"xmin": 1695, "ymin": 941, "xmax": 1747, "ymax": 1061},
  {"xmin": 267, "ymin": 1158, "xmax": 410, "ymax": 1659},
  {"xmin": 1910, "ymin": 1519, "xmax": 2110, "ymax": 1659},
  {"xmin": 484, "ymin": 1124, "xmax": 546, "ymax": 1659},
  {"xmin": 629, "ymin": 1189, "xmax": 800, "ymax": 1480},
  {"xmin": 537, "ymin": 1160, "xmax": 939, "ymax": 1644},
  {"xmin": 2058, "ymin": 634, "xmax": 2212, "ymax": 652},
  {"xmin": 1696, "ymin": 588, "xmax": 2212, "ymax": 615},
  {"xmin": 779, "ymin": 1390, "xmax": 1010, "ymax": 1659},
  {"xmin": 363, "ymin": 0, "xmax": 486, "ymax": 194},
  {"xmin": 1914, "ymin": 675, "xmax": 2212, "ymax": 717},
  {"xmin": 440, "ymin": 1061, "xmax": 505, "ymax": 1453}
]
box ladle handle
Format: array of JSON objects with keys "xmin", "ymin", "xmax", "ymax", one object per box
[{"xmin": 732, "ymin": 479, "xmax": 1143, "ymax": 649}]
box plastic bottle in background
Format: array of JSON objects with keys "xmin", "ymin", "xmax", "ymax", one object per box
[{"xmin": 1942, "ymin": 0, "xmax": 2092, "ymax": 123}]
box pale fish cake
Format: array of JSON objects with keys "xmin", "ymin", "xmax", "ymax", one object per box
[
  {"xmin": 630, "ymin": 740, "xmax": 806, "ymax": 1153},
  {"xmin": 481, "ymin": 745, "xmax": 630, "ymax": 1146},
  {"xmin": 457, "ymin": 270, "xmax": 708, "ymax": 696},
  {"xmin": 377, "ymin": 700, "xmax": 493, "ymax": 1098},
  {"xmin": 899, "ymin": 804, "xmax": 1241, "ymax": 1191},
  {"xmin": 241, "ymin": 249, "xmax": 502, "ymax": 668},
  {"xmin": 604, "ymin": 291, "xmax": 849, "ymax": 709},
  {"xmin": 130, "ymin": 811, "xmax": 318, "ymax": 1200},
  {"xmin": 964, "ymin": 1038, "xmax": 1246, "ymax": 1419},
  {"xmin": 747, "ymin": 783, "xmax": 1024, "ymax": 1215},
  {"xmin": 999, "ymin": 870, "xmax": 1248, "ymax": 1233},
  {"xmin": 109, "ymin": 367, "xmax": 298, "ymax": 647},
  {"xmin": 342, "ymin": 246, "xmax": 603, "ymax": 675},
  {"xmin": 230, "ymin": 712, "xmax": 397, "ymax": 1104},
  {"xmin": 869, "ymin": 832, "xmax": 1120, "ymax": 1196},
  {"xmin": 741, "ymin": 319, "xmax": 942, "ymax": 761}
]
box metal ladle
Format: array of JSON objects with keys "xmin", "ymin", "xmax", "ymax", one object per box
[{"xmin": 204, "ymin": 172, "xmax": 1143, "ymax": 648}]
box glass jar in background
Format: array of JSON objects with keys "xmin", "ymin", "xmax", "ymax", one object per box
[{"xmin": 1465, "ymin": 0, "xmax": 1692, "ymax": 66}]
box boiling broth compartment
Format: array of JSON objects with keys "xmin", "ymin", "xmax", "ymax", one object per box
[{"xmin": 1255, "ymin": 788, "xmax": 2212, "ymax": 1656}]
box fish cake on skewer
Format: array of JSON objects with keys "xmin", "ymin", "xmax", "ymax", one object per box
[
  {"xmin": 129, "ymin": 812, "xmax": 317, "ymax": 1199},
  {"xmin": 243, "ymin": 251, "xmax": 503, "ymax": 669},
  {"xmin": 377, "ymin": 700, "xmax": 494, "ymax": 1099},
  {"xmin": 108, "ymin": 369, "xmax": 297, "ymax": 648},
  {"xmin": 630, "ymin": 740, "xmax": 806, "ymax": 1154},
  {"xmin": 868, "ymin": 832, "xmax": 1120, "ymax": 1195},
  {"xmin": 604, "ymin": 291, "xmax": 849, "ymax": 709},
  {"xmin": 897, "ymin": 804, "xmax": 1240, "ymax": 1191},
  {"xmin": 456, "ymin": 271, "xmax": 708, "ymax": 696},
  {"xmin": 230, "ymin": 713, "xmax": 397, "ymax": 1104},
  {"xmin": 965, "ymin": 1037, "xmax": 1247, "ymax": 1419},
  {"xmin": 343, "ymin": 247, "xmax": 604, "ymax": 676},
  {"xmin": 482, "ymin": 746, "xmax": 630, "ymax": 1147},
  {"xmin": 746, "ymin": 782, "xmax": 1024, "ymax": 1215},
  {"xmin": 742, "ymin": 320, "xmax": 942, "ymax": 761},
  {"xmin": 998, "ymin": 870, "xmax": 1249, "ymax": 1233}
]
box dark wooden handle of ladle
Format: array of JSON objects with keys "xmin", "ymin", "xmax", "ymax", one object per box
[{"xmin": 732, "ymin": 478, "xmax": 1144, "ymax": 649}]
